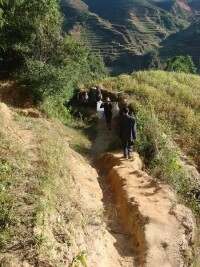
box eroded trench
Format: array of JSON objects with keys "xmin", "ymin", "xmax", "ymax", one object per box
[
  {"xmin": 94, "ymin": 150, "xmax": 196, "ymax": 267},
  {"xmin": 90, "ymin": 114, "xmax": 196, "ymax": 267},
  {"xmin": 94, "ymin": 153, "xmax": 146, "ymax": 266},
  {"xmin": 94, "ymin": 162, "xmax": 138, "ymax": 266},
  {"xmin": 0, "ymin": 82, "xmax": 197, "ymax": 266}
]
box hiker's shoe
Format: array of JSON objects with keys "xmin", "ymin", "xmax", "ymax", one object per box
[
  {"xmin": 128, "ymin": 154, "xmax": 133, "ymax": 159},
  {"xmin": 123, "ymin": 155, "xmax": 128, "ymax": 159}
]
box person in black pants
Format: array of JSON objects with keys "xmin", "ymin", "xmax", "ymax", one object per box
[
  {"xmin": 100, "ymin": 97, "xmax": 113, "ymax": 130},
  {"xmin": 119, "ymin": 106, "xmax": 136, "ymax": 159}
]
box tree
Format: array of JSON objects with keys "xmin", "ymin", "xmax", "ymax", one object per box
[
  {"xmin": 165, "ymin": 55, "xmax": 197, "ymax": 74},
  {"xmin": 0, "ymin": 0, "xmax": 63, "ymax": 71},
  {"xmin": 146, "ymin": 50, "xmax": 163, "ymax": 70},
  {"xmin": 0, "ymin": 0, "xmax": 107, "ymax": 100}
]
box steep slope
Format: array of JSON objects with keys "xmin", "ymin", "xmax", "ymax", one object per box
[
  {"xmin": 61, "ymin": 0, "xmax": 195, "ymax": 73},
  {"xmin": 0, "ymin": 100, "xmax": 197, "ymax": 266},
  {"xmin": 151, "ymin": 0, "xmax": 192, "ymax": 15},
  {"xmin": 0, "ymin": 101, "xmax": 138, "ymax": 267},
  {"xmin": 160, "ymin": 21, "xmax": 200, "ymax": 69},
  {"xmin": 61, "ymin": 0, "xmax": 144, "ymax": 73}
]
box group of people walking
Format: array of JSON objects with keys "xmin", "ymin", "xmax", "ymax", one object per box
[
  {"xmin": 76, "ymin": 85, "xmax": 102, "ymax": 105},
  {"xmin": 99, "ymin": 97, "xmax": 136, "ymax": 159},
  {"xmin": 74, "ymin": 85, "xmax": 136, "ymax": 159}
]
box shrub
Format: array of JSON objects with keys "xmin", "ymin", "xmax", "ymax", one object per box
[
  {"xmin": 39, "ymin": 95, "xmax": 72, "ymax": 125},
  {"xmin": 165, "ymin": 55, "xmax": 197, "ymax": 74}
]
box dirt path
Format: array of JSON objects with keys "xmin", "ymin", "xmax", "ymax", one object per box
[
  {"xmin": 98, "ymin": 172, "xmax": 137, "ymax": 266},
  {"xmin": 91, "ymin": 117, "xmax": 114, "ymax": 154},
  {"xmin": 92, "ymin": 118, "xmax": 196, "ymax": 267},
  {"xmin": 0, "ymin": 103, "xmax": 137, "ymax": 267},
  {"xmin": 69, "ymin": 116, "xmax": 137, "ymax": 266},
  {"xmin": 90, "ymin": 117, "xmax": 138, "ymax": 266},
  {"xmin": 0, "ymin": 102, "xmax": 197, "ymax": 267}
]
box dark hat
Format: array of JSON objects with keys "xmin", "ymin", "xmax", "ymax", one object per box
[{"xmin": 123, "ymin": 106, "xmax": 129, "ymax": 114}]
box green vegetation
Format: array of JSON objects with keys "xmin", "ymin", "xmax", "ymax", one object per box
[
  {"xmin": 0, "ymin": 107, "xmax": 100, "ymax": 266},
  {"xmin": 0, "ymin": 113, "xmax": 30, "ymax": 250},
  {"xmin": 165, "ymin": 56, "xmax": 197, "ymax": 74},
  {"xmin": 97, "ymin": 70, "xmax": 200, "ymax": 214},
  {"xmin": 71, "ymin": 251, "xmax": 88, "ymax": 267},
  {"xmin": 160, "ymin": 22, "xmax": 200, "ymax": 73},
  {"xmin": 61, "ymin": 0, "xmax": 197, "ymax": 74},
  {"xmin": 0, "ymin": 0, "xmax": 107, "ymax": 102},
  {"xmin": 0, "ymin": 0, "xmax": 200, "ymax": 264}
]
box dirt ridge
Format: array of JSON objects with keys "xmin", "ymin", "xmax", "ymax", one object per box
[
  {"xmin": 96, "ymin": 152, "xmax": 196, "ymax": 267},
  {"xmin": 0, "ymin": 100, "xmax": 197, "ymax": 267}
]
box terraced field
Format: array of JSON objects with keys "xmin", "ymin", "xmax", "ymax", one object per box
[
  {"xmin": 61, "ymin": 0, "xmax": 200, "ymax": 73},
  {"xmin": 160, "ymin": 21, "xmax": 200, "ymax": 69}
]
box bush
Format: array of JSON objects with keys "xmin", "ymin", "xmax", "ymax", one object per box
[
  {"xmin": 0, "ymin": 0, "xmax": 107, "ymax": 104},
  {"xmin": 165, "ymin": 55, "xmax": 197, "ymax": 74},
  {"xmin": 133, "ymin": 103, "xmax": 198, "ymax": 212},
  {"xmin": 39, "ymin": 95, "xmax": 72, "ymax": 125}
]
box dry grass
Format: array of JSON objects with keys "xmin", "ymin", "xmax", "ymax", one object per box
[
  {"xmin": 98, "ymin": 71, "xmax": 200, "ymax": 170},
  {"xmin": 0, "ymin": 106, "xmax": 102, "ymax": 266},
  {"xmin": 88, "ymin": 71, "xmax": 200, "ymax": 220}
]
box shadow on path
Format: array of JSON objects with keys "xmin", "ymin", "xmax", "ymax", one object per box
[{"xmin": 91, "ymin": 118, "xmax": 137, "ymax": 266}]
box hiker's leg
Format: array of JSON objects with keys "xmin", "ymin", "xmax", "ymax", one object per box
[
  {"xmin": 128, "ymin": 141, "xmax": 134, "ymax": 158},
  {"xmin": 122, "ymin": 140, "xmax": 128, "ymax": 157},
  {"xmin": 107, "ymin": 115, "xmax": 112, "ymax": 130}
]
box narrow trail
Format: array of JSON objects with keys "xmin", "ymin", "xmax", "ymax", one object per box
[
  {"xmin": 78, "ymin": 115, "xmax": 138, "ymax": 266},
  {"xmin": 98, "ymin": 171, "xmax": 137, "ymax": 266},
  {"xmin": 0, "ymin": 101, "xmax": 197, "ymax": 267},
  {"xmin": 91, "ymin": 118, "xmax": 137, "ymax": 266},
  {"xmin": 90, "ymin": 116, "xmax": 196, "ymax": 267},
  {"xmin": 91, "ymin": 117, "xmax": 115, "ymax": 155}
]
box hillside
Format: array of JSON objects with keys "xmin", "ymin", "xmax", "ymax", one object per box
[
  {"xmin": 61, "ymin": 0, "xmax": 199, "ymax": 74},
  {"xmin": 0, "ymin": 84, "xmax": 199, "ymax": 266},
  {"xmin": 94, "ymin": 70, "xmax": 200, "ymax": 174},
  {"xmin": 151, "ymin": 0, "xmax": 197, "ymax": 15},
  {"xmin": 1, "ymin": 1, "xmax": 200, "ymax": 265},
  {"xmin": 160, "ymin": 21, "xmax": 200, "ymax": 69}
]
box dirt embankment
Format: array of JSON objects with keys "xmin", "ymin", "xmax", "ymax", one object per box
[
  {"xmin": 0, "ymin": 103, "xmax": 136, "ymax": 267},
  {"xmin": 0, "ymin": 94, "xmax": 198, "ymax": 267},
  {"xmin": 95, "ymin": 152, "xmax": 196, "ymax": 266},
  {"xmin": 91, "ymin": 115, "xmax": 197, "ymax": 266}
]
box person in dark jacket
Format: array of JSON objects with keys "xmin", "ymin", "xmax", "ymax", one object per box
[
  {"xmin": 95, "ymin": 87, "xmax": 102, "ymax": 102},
  {"xmin": 119, "ymin": 106, "xmax": 136, "ymax": 159},
  {"xmin": 100, "ymin": 97, "xmax": 113, "ymax": 130}
]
